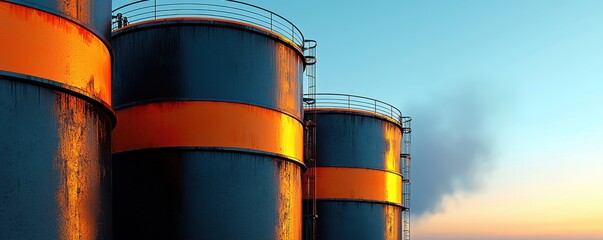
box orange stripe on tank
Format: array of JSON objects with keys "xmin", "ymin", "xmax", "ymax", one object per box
[
  {"xmin": 0, "ymin": 2, "xmax": 111, "ymax": 105},
  {"xmin": 303, "ymin": 167, "xmax": 403, "ymax": 206},
  {"xmin": 112, "ymin": 101, "xmax": 304, "ymax": 164}
]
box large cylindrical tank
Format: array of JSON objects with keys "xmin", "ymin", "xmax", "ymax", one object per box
[
  {"xmin": 303, "ymin": 94, "xmax": 405, "ymax": 240},
  {"xmin": 111, "ymin": 4, "xmax": 305, "ymax": 239},
  {"xmin": 0, "ymin": 0, "xmax": 113, "ymax": 239}
]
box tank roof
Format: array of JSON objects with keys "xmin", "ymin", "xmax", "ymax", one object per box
[{"xmin": 111, "ymin": 0, "xmax": 305, "ymax": 49}]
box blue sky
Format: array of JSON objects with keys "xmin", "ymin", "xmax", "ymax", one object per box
[{"xmin": 112, "ymin": 0, "xmax": 603, "ymax": 238}]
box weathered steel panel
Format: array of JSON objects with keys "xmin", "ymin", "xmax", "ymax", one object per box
[
  {"xmin": 112, "ymin": 101, "xmax": 304, "ymax": 163},
  {"xmin": 303, "ymin": 109, "xmax": 403, "ymax": 240},
  {"xmin": 113, "ymin": 150, "xmax": 301, "ymax": 239},
  {"xmin": 4, "ymin": 0, "xmax": 112, "ymax": 40},
  {"xmin": 0, "ymin": 79, "xmax": 113, "ymax": 239},
  {"xmin": 112, "ymin": 19, "xmax": 304, "ymax": 239},
  {"xmin": 303, "ymin": 167, "xmax": 402, "ymax": 206},
  {"xmin": 0, "ymin": 1, "xmax": 112, "ymax": 106},
  {"xmin": 312, "ymin": 201, "xmax": 400, "ymax": 240},
  {"xmin": 0, "ymin": 2, "xmax": 113, "ymax": 238},
  {"xmin": 111, "ymin": 20, "xmax": 304, "ymax": 119},
  {"xmin": 311, "ymin": 111, "xmax": 401, "ymax": 173}
]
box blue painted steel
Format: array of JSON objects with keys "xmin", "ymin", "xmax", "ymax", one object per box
[
  {"xmin": 0, "ymin": 77, "xmax": 113, "ymax": 239},
  {"xmin": 112, "ymin": 20, "xmax": 304, "ymax": 119},
  {"xmin": 312, "ymin": 110, "xmax": 402, "ymax": 173},
  {"xmin": 304, "ymin": 109, "xmax": 403, "ymax": 240},
  {"xmin": 112, "ymin": 19, "xmax": 305, "ymax": 239},
  {"xmin": 113, "ymin": 150, "xmax": 301, "ymax": 239},
  {"xmin": 0, "ymin": 1, "xmax": 113, "ymax": 237},
  {"xmin": 313, "ymin": 201, "xmax": 400, "ymax": 240},
  {"xmin": 5, "ymin": 0, "xmax": 112, "ymax": 41}
]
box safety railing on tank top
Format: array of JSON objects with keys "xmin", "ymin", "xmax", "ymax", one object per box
[
  {"xmin": 111, "ymin": 0, "xmax": 305, "ymax": 49},
  {"xmin": 304, "ymin": 93, "xmax": 404, "ymax": 126}
]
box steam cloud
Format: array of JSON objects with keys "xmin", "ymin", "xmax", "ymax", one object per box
[{"xmin": 406, "ymin": 83, "xmax": 501, "ymax": 217}]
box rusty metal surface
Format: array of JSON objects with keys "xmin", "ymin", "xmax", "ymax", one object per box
[
  {"xmin": 311, "ymin": 201, "xmax": 400, "ymax": 240},
  {"xmin": 111, "ymin": 19, "xmax": 304, "ymax": 119},
  {"xmin": 113, "ymin": 150, "xmax": 301, "ymax": 240},
  {"xmin": 0, "ymin": 79, "xmax": 113, "ymax": 239},
  {"xmin": 0, "ymin": 1, "xmax": 112, "ymax": 106},
  {"xmin": 4, "ymin": 0, "xmax": 112, "ymax": 40},
  {"xmin": 310, "ymin": 110, "xmax": 402, "ymax": 173},
  {"xmin": 303, "ymin": 109, "xmax": 403, "ymax": 240},
  {"xmin": 0, "ymin": 1, "xmax": 113, "ymax": 238},
  {"xmin": 111, "ymin": 19, "xmax": 304, "ymax": 239}
]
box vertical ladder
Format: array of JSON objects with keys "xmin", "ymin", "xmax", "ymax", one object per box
[
  {"xmin": 303, "ymin": 40, "xmax": 317, "ymax": 240},
  {"xmin": 401, "ymin": 117, "xmax": 412, "ymax": 240},
  {"xmin": 303, "ymin": 40, "xmax": 317, "ymax": 105}
]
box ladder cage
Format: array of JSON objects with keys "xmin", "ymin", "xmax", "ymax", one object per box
[
  {"xmin": 401, "ymin": 116, "xmax": 412, "ymax": 240},
  {"xmin": 302, "ymin": 39, "xmax": 317, "ymax": 240}
]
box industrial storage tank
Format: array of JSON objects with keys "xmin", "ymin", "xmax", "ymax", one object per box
[
  {"xmin": 110, "ymin": 1, "xmax": 308, "ymax": 239},
  {"xmin": 0, "ymin": 0, "xmax": 113, "ymax": 239},
  {"xmin": 303, "ymin": 93, "xmax": 411, "ymax": 240}
]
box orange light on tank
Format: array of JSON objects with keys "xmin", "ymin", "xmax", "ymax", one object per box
[
  {"xmin": 274, "ymin": 42, "xmax": 303, "ymax": 117},
  {"xmin": 276, "ymin": 163, "xmax": 302, "ymax": 240},
  {"xmin": 383, "ymin": 123, "xmax": 402, "ymax": 173},
  {"xmin": 0, "ymin": 1, "xmax": 111, "ymax": 105},
  {"xmin": 112, "ymin": 101, "xmax": 304, "ymax": 164},
  {"xmin": 303, "ymin": 167, "xmax": 403, "ymax": 206},
  {"xmin": 383, "ymin": 205, "xmax": 401, "ymax": 240},
  {"xmin": 54, "ymin": 96, "xmax": 102, "ymax": 240}
]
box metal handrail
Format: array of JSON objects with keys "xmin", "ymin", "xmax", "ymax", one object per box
[
  {"xmin": 112, "ymin": 0, "xmax": 305, "ymax": 48},
  {"xmin": 304, "ymin": 93, "xmax": 404, "ymax": 125}
]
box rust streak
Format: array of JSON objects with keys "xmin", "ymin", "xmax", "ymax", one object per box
[
  {"xmin": 54, "ymin": 96, "xmax": 101, "ymax": 240},
  {"xmin": 0, "ymin": 2, "xmax": 111, "ymax": 105}
]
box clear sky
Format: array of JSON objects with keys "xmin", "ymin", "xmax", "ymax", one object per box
[{"xmin": 112, "ymin": 0, "xmax": 603, "ymax": 239}]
